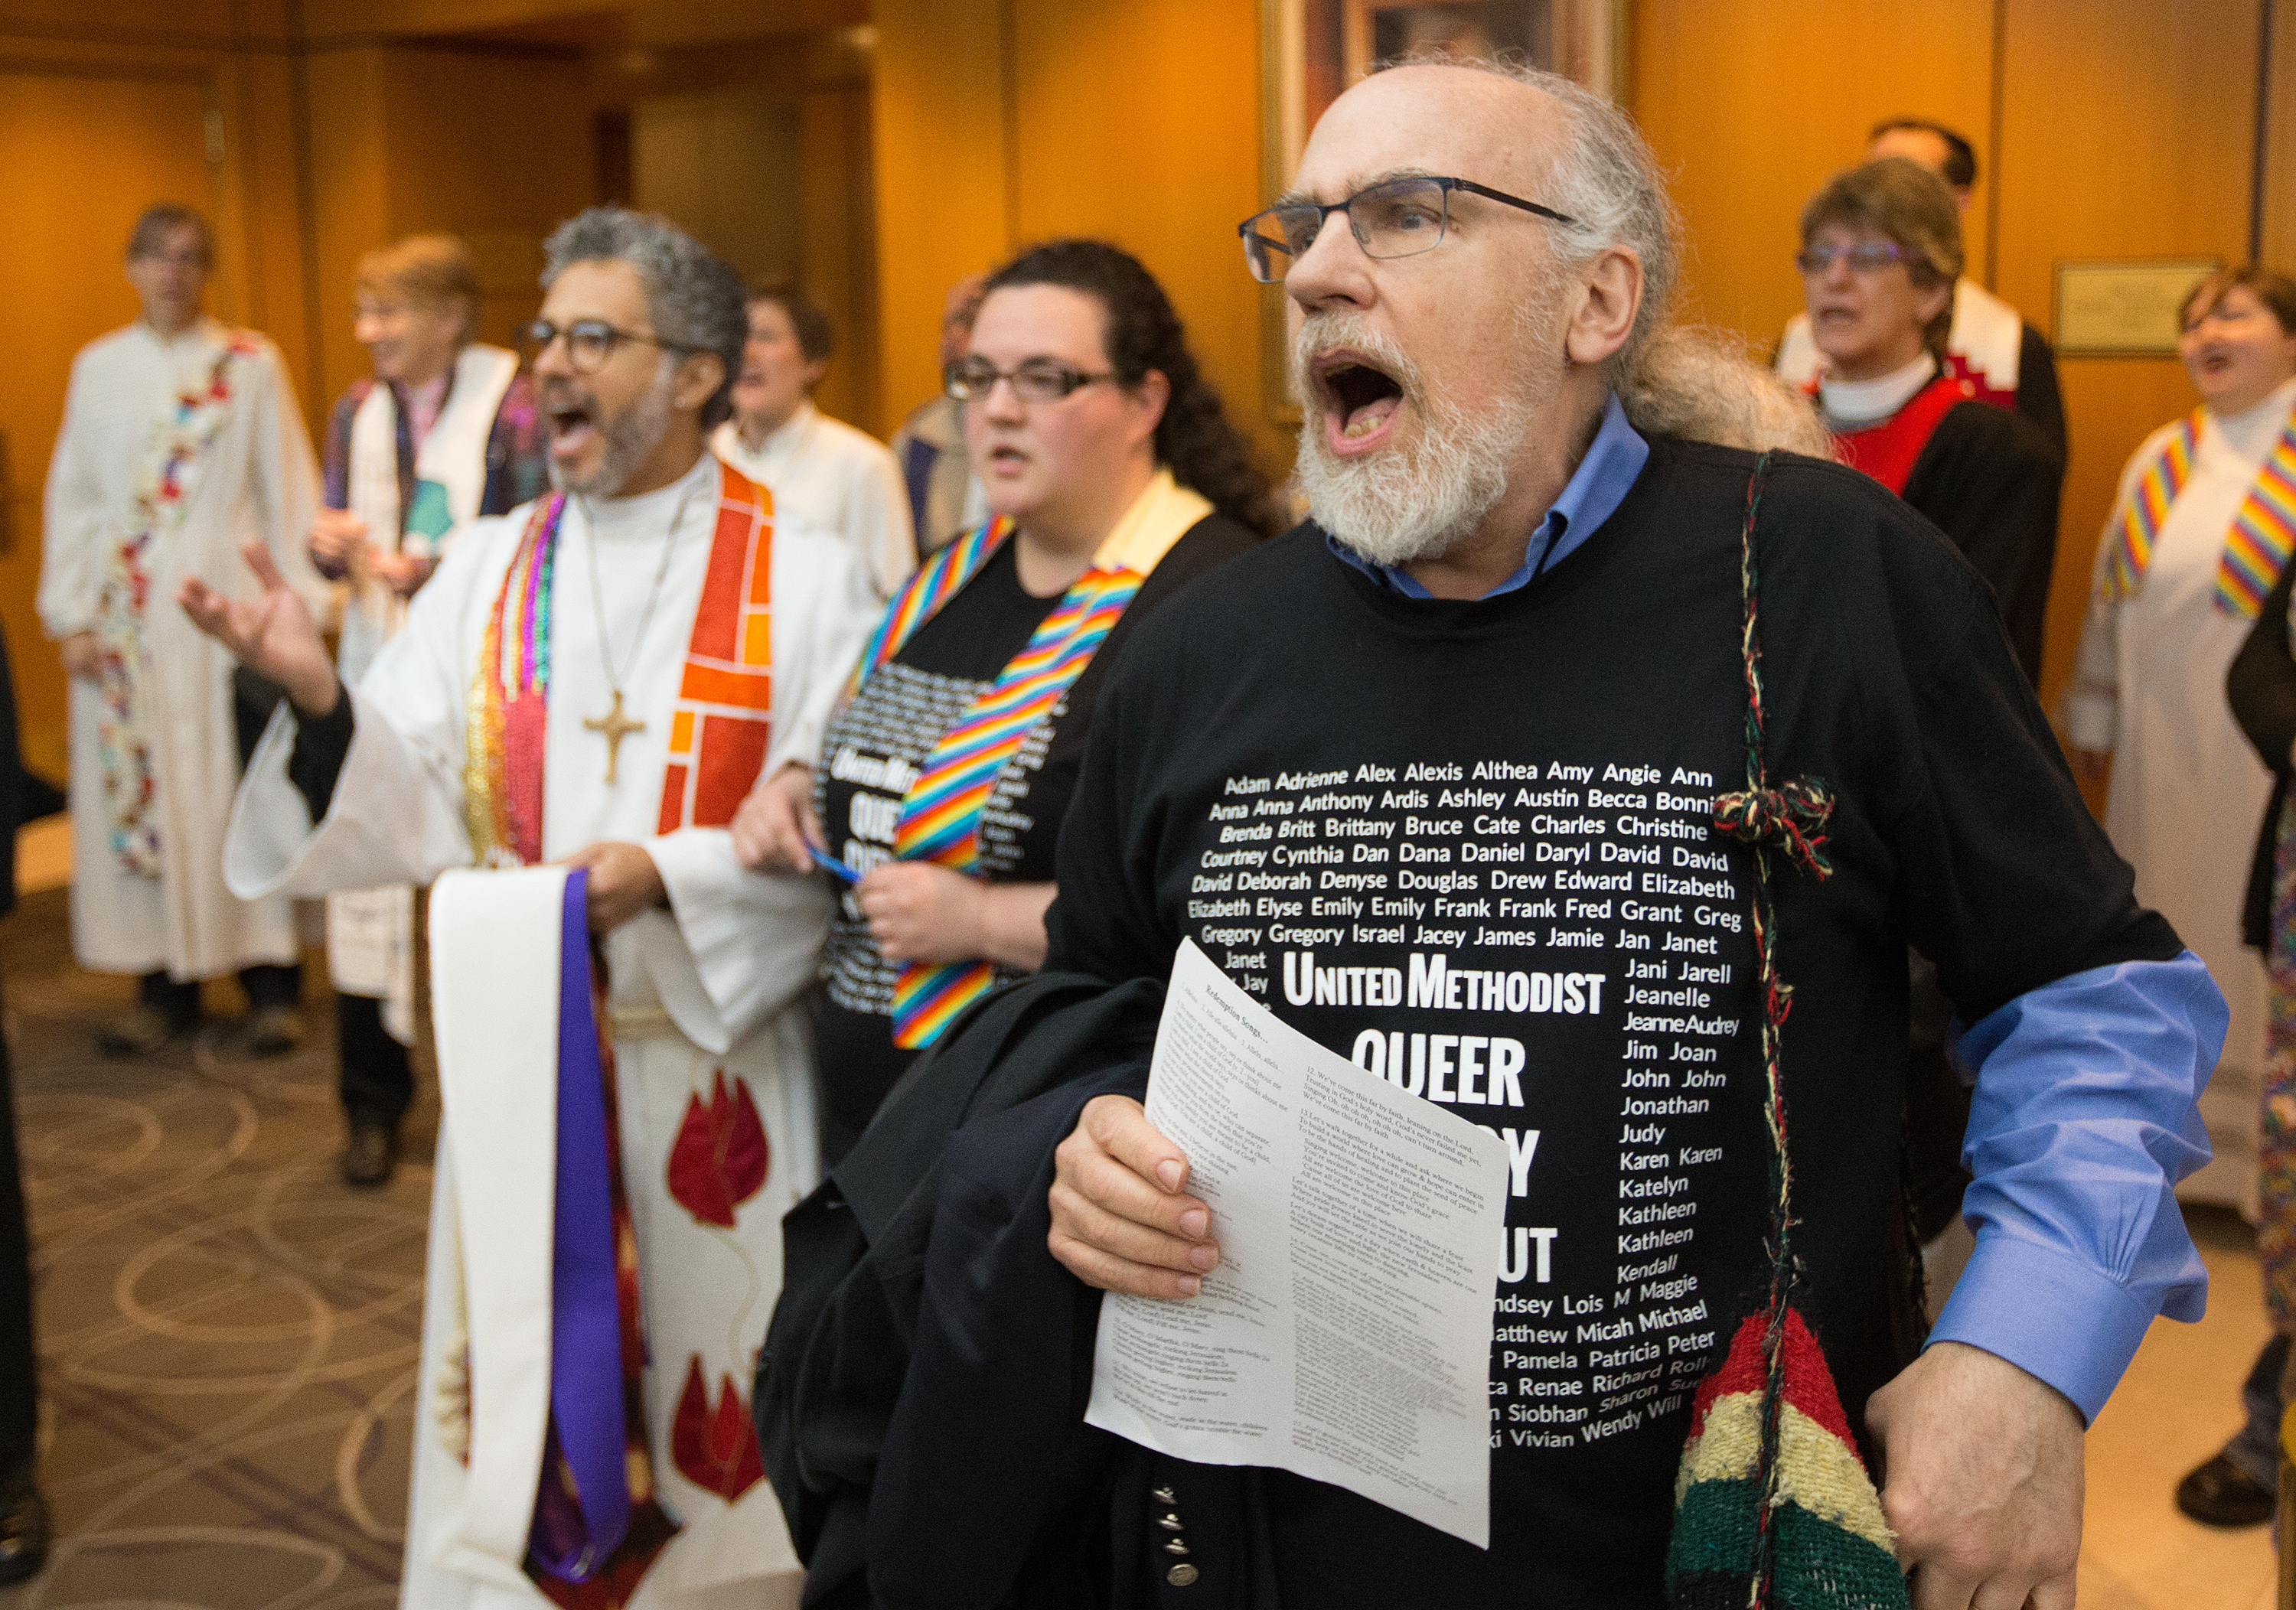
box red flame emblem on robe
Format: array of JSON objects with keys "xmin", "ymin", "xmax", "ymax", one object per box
[
  {"xmin": 665, "ymin": 1071, "xmax": 768, "ymax": 1227},
  {"xmin": 670, "ymin": 1354, "xmax": 764, "ymax": 1501}
]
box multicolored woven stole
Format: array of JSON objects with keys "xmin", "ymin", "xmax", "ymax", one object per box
[
  {"xmin": 94, "ymin": 331, "xmax": 261, "ymax": 875},
  {"xmin": 465, "ymin": 463, "xmax": 776, "ymax": 868},
  {"xmin": 1668, "ymin": 458, "xmax": 1908, "ymax": 1610},
  {"xmin": 2101, "ymin": 406, "xmax": 2296, "ymax": 618}
]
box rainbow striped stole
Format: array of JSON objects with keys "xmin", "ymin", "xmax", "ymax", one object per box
[
  {"xmin": 2102, "ymin": 413, "xmax": 2197, "ymax": 601},
  {"xmin": 2221, "ymin": 414, "xmax": 2296, "ymax": 614},
  {"xmin": 465, "ymin": 491, "xmax": 563, "ymax": 866},
  {"xmin": 884, "ymin": 542, "xmax": 1145, "ymax": 1050},
  {"xmin": 2103, "ymin": 406, "xmax": 2296, "ymax": 618},
  {"xmin": 851, "ymin": 516, "xmax": 1016, "ymax": 686}
]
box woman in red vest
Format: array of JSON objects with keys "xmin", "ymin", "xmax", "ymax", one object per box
[{"xmin": 1795, "ymin": 158, "xmax": 2062, "ymax": 684}]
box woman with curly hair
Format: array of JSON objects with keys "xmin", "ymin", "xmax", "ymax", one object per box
[{"xmin": 735, "ymin": 239, "xmax": 1272, "ymax": 1155}]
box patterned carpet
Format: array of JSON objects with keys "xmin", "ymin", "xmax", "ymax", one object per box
[{"xmin": 1, "ymin": 886, "xmax": 431, "ymax": 1608}]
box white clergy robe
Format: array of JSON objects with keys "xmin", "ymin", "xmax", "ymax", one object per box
[
  {"xmin": 712, "ymin": 401, "xmax": 916, "ymax": 600},
  {"xmin": 220, "ymin": 451, "xmax": 878, "ymax": 1608},
  {"xmin": 40, "ymin": 316, "xmax": 322, "ymax": 979},
  {"xmin": 2066, "ymin": 375, "xmax": 2296, "ymax": 1215}
]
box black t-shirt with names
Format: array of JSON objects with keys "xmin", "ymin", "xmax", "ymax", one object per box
[
  {"xmin": 1042, "ymin": 438, "xmax": 2177, "ymax": 1608},
  {"xmin": 812, "ymin": 517, "xmax": 1257, "ymax": 1138}
]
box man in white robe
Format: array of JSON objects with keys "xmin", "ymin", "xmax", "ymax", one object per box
[
  {"xmin": 709, "ymin": 282, "xmax": 916, "ymax": 600},
  {"xmin": 39, "ymin": 203, "xmax": 323, "ymax": 1056},
  {"xmin": 183, "ymin": 207, "xmax": 877, "ymax": 1609}
]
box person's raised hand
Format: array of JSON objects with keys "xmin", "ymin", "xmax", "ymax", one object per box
[
  {"xmin": 308, "ymin": 507, "xmax": 368, "ymax": 578},
  {"xmin": 58, "ymin": 631, "xmax": 101, "ymax": 681},
  {"xmin": 177, "ymin": 536, "xmax": 338, "ymax": 715},
  {"xmin": 1865, "ymin": 1340, "xmax": 2084, "ymax": 1610},
  {"xmin": 856, "ymin": 861, "xmax": 987, "ymax": 964},
  {"xmin": 560, "ymin": 840, "xmax": 667, "ymax": 934},
  {"xmin": 730, "ymin": 761, "xmax": 823, "ymax": 875},
  {"xmin": 1047, "ymin": 1094, "xmax": 1219, "ymax": 1299}
]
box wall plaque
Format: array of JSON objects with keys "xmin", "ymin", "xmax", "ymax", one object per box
[{"xmin": 2054, "ymin": 259, "xmax": 2220, "ymax": 357}]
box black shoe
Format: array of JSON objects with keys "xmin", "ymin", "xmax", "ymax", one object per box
[
  {"xmin": 2175, "ymin": 1452, "xmax": 2275, "ymax": 1527},
  {"xmin": 96, "ymin": 1003, "xmax": 194, "ymax": 1057},
  {"xmin": 341, "ymin": 1120, "xmax": 399, "ymax": 1188},
  {"xmin": 241, "ymin": 1005, "xmax": 305, "ymax": 1058},
  {"xmin": 0, "ymin": 1475, "xmax": 49, "ymax": 1586}
]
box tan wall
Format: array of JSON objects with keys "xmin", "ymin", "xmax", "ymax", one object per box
[
  {"xmin": 303, "ymin": 45, "xmax": 592, "ymax": 416},
  {"xmin": 0, "ymin": 5, "xmax": 312, "ymax": 782},
  {"xmin": 1632, "ymin": 0, "xmax": 2270, "ymax": 727},
  {"xmin": 871, "ymin": 0, "xmax": 1286, "ymax": 471}
]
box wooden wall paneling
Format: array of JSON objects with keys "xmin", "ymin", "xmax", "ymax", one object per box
[
  {"xmin": 1629, "ymin": 0, "xmax": 1995, "ymax": 342},
  {"xmin": 2258, "ymin": 0, "xmax": 2296, "ymax": 273},
  {"xmin": 0, "ymin": 58, "xmax": 216, "ymax": 781},
  {"xmin": 1008, "ymin": 0, "xmax": 1283, "ymax": 476},
  {"xmin": 304, "ymin": 47, "xmax": 392, "ymax": 414},
  {"xmin": 1991, "ymin": 0, "xmax": 2260, "ymax": 712},
  {"xmin": 869, "ymin": 0, "xmax": 1010, "ymax": 435},
  {"xmin": 801, "ymin": 84, "xmax": 880, "ymax": 433}
]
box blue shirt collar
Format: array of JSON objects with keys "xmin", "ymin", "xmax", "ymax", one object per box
[{"xmin": 1325, "ymin": 392, "xmax": 1649, "ymax": 600}]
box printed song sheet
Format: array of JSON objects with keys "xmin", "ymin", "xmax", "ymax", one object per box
[{"xmin": 1084, "ymin": 939, "xmax": 1508, "ymax": 1546}]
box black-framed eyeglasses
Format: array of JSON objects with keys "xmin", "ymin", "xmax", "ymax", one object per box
[
  {"xmin": 1238, "ymin": 174, "xmax": 1578, "ymax": 284},
  {"xmin": 944, "ymin": 357, "xmax": 1116, "ymax": 404},
  {"xmin": 517, "ymin": 318, "xmax": 700, "ymax": 375},
  {"xmin": 1793, "ymin": 241, "xmax": 1910, "ymax": 276}
]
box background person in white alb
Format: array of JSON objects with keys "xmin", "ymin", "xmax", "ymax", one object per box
[
  {"xmin": 710, "ymin": 280, "xmax": 916, "ymax": 601},
  {"xmin": 40, "ymin": 204, "xmax": 323, "ymax": 1058},
  {"xmin": 181, "ymin": 205, "xmax": 876, "ymax": 1608}
]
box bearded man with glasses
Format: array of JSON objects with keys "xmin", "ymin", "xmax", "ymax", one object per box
[
  {"xmin": 180, "ymin": 206, "xmax": 879, "ymax": 1605},
  {"xmin": 863, "ymin": 58, "xmax": 2223, "ymax": 1610}
]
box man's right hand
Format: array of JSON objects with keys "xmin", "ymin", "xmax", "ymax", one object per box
[
  {"xmin": 59, "ymin": 631, "xmax": 100, "ymax": 681},
  {"xmin": 308, "ymin": 507, "xmax": 368, "ymax": 579},
  {"xmin": 178, "ymin": 536, "xmax": 339, "ymax": 716},
  {"xmin": 1047, "ymin": 1094, "xmax": 1220, "ymax": 1299}
]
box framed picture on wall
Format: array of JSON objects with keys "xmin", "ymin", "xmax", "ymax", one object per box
[{"xmin": 1256, "ymin": 0, "xmax": 1629, "ymax": 422}]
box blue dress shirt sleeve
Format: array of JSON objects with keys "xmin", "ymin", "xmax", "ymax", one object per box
[{"xmin": 1927, "ymin": 950, "xmax": 2226, "ymax": 1422}]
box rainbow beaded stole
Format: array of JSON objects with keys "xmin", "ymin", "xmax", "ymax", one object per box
[{"xmin": 465, "ymin": 492, "xmax": 563, "ymax": 867}]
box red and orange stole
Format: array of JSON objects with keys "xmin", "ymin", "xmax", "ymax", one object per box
[{"xmin": 465, "ymin": 460, "xmax": 776, "ymax": 866}]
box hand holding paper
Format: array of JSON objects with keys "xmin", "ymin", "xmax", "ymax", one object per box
[{"xmin": 1083, "ymin": 940, "xmax": 1509, "ymax": 1547}]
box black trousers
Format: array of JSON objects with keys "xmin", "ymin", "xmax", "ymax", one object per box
[
  {"xmin": 139, "ymin": 963, "xmax": 302, "ymax": 1023},
  {"xmin": 337, "ymin": 992, "xmax": 413, "ymax": 1128},
  {"xmin": 0, "ymin": 983, "xmax": 34, "ymax": 1478}
]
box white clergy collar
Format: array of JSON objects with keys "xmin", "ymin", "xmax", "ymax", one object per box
[
  {"xmin": 134, "ymin": 315, "xmax": 224, "ymax": 354},
  {"xmin": 572, "ymin": 449, "xmax": 718, "ymax": 544},
  {"xmin": 2207, "ymin": 374, "xmax": 2296, "ymax": 460},
  {"xmin": 1819, "ymin": 351, "xmax": 1936, "ymax": 429}
]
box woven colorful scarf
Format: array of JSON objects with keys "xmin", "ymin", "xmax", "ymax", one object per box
[
  {"xmin": 1667, "ymin": 458, "xmax": 1910, "ymax": 1610},
  {"xmin": 93, "ymin": 331, "xmax": 261, "ymax": 876},
  {"xmin": 464, "ymin": 462, "xmax": 776, "ymax": 868},
  {"xmin": 2100, "ymin": 406, "xmax": 2296, "ymax": 618}
]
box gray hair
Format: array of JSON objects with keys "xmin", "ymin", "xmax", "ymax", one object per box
[
  {"xmin": 1619, "ymin": 326, "xmax": 1837, "ymax": 458},
  {"xmin": 541, "ymin": 206, "xmax": 747, "ymax": 429},
  {"xmin": 1373, "ymin": 54, "xmax": 1681, "ymax": 378}
]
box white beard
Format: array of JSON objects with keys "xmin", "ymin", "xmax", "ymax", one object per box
[{"xmin": 1293, "ymin": 311, "xmax": 1557, "ymax": 569}]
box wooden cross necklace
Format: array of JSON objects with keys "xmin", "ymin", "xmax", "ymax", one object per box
[{"xmin": 578, "ymin": 475, "xmax": 701, "ymax": 784}]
